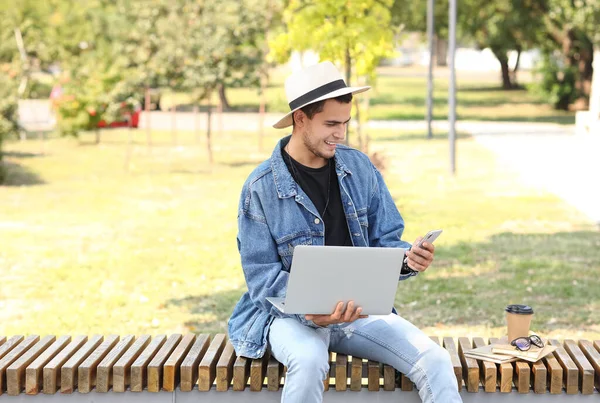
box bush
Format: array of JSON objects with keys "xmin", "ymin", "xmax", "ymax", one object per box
[
  {"xmin": 534, "ymin": 54, "xmax": 577, "ymax": 111},
  {"xmin": 0, "ymin": 72, "xmax": 19, "ymax": 183}
]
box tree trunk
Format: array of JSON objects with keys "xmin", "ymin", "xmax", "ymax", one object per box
[
  {"xmin": 258, "ymin": 72, "xmax": 268, "ymax": 152},
  {"xmin": 218, "ymin": 83, "xmax": 231, "ymax": 111},
  {"xmin": 354, "ymin": 96, "xmax": 363, "ymax": 152},
  {"xmin": 193, "ymin": 104, "xmax": 200, "ymax": 144},
  {"xmin": 575, "ymin": 38, "xmax": 594, "ymax": 108},
  {"xmin": 144, "ymin": 87, "xmax": 152, "ymax": 148},
  {"xmin": 124, "ymin": 114, "xmax": 133, "ymax": 172},
  {"xmin": 345, "ymin": 44, "xmax": 351, "ymax": 145},
  {"xmin": 171, "ymin": 104, "xmax": 177, "ymax": 145},
  {"xmin": 435, "ymin": 37, "xmax": 448, "ymax": 66},
  {"xmin": 590, "ymin": 48, "xmax": 600, "ymax": 115},
  {"xmin": 206, "ymin": 92, "xmax": 213, "ymax": 165},
  {"xmin": 491, "ymin": 47, "xmax": 513, "ymax": 89},
  {"xmin": 499, "ymin": 58, "xmax": 512, "ymax": 90},
  {"xmin": 511, "ymin": 46, "xmax": 522, "ymax": 87},
  {"xmin": 95, "ymin": 128, "xmax": 100, "ymax": 144}
]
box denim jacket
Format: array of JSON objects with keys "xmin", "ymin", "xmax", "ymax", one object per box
[{"xmin": 227, "ymin": 136, "xmax": 416, "ymax": 359}]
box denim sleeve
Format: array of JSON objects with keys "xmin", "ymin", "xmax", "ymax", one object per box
[
  {"xmin": 237, "ymin": 187, "xmax": 292, "ymax": 317},
  {"xmin": 367, "ymin": 164, "xmax": 417, "ymax": 281}
]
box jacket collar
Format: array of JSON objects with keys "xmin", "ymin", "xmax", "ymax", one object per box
[{"xmin": 271, "ymin": 135, "xmax": 352, "ymax": 199}]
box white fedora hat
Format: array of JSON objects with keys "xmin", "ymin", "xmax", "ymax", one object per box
[{"xmin": 272, "ymin": 61, "xmax": 370, "ymax": 129}]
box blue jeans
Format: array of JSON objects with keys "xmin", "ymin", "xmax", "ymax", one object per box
[{"xmin": 268, "ymin": 314, "xmax": 462, "ymax": 403}]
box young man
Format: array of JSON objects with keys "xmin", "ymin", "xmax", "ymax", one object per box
[{"xmin": 228, "ymin": 62, "xmax": 462, "ymax": 403}]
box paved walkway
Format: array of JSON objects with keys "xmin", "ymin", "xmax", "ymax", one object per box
[{"xmin": 370, "ymin": 119, "xmax": 600, "ymax": 225}]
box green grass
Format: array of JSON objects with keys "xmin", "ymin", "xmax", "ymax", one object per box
[
  {"xmin": 161, "ymin": 67, "xmax": 575, "ymax": 125},
  {"xmin": 1, "ymin": 128, "xmax": 598, "ymax": 340}
]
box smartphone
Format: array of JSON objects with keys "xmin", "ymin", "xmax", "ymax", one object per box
[{"xmin": 414, "ymin": 229, "xmax": 443, "ymax": 249}]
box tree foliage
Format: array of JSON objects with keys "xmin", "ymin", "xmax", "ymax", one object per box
[{"xmin": 271, "ymin": 0, "xmax": 397, "ymax": 83}]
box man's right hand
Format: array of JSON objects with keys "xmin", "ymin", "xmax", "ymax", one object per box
[{"xmin": 305, "ymin": 301, "xmax": 368, "ymax": 327}]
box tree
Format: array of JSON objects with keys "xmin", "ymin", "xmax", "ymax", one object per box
[
  {"xmin": 456, "ymin": 0, "xmax": 546, "ymax": 89},
  {"xmin": 536, "ymin": 0, "xmax": 600, "ymax": 109},
  {"xmin": 271, "ymin": 0, "xmax": 398, "ymax": 147},
  {"xmin": 391, "ymin": 0, "xmax": 450, "ymax": 66}
]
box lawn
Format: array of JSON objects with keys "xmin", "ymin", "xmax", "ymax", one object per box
[
  {"xmin": 161, "ymin": 66, "xmax": 575, "ymax": 125},
  {"xmin": 1, "ymin": 127, "xmax": 598, "ymax": 340}
]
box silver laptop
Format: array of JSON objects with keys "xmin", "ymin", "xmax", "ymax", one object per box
[{"xmin": 266, "ymin": 245, "xmax": 406, "ymax": 315}]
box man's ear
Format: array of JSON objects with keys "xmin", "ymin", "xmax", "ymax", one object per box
[{"xmin": 293, "ymin": 109, "xmax": 306, "ymax": 128}]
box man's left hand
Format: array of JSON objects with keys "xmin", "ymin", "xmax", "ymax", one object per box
[{"xmin": 406, "ymin": 237, "xmax": 435, "ymax": 272}]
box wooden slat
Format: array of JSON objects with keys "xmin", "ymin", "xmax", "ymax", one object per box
[
  {"xmin": 96, "ymin": 334, "xmax": 135, "ymax": 393},
  {"xmin": 232, "ymin": 355, "xmax": 250, "ymax": 391},
  {"xmin": 549, "ymin": 339, "xmax": 579, "ymax": 394},
  {"xmin": 335, "ymin": 353, "xmax": 347, "ymax": 391},
  {"xmin": 163, "ymin": 334, "xmax": 195, "ymax": 392},
  {"xmin": 42, "ymin": 335, "xmax": 87, "ymax": 394},
  {"xmin": 198, "ymin": 333, "xmax": 226, "ymax": 391},
  {"xmin": 367, "ymin": 360, "xmax": 380, "ymax": 391},
  {"xmin": 541, "ymin": 348, "xmax": 563, "ymax": 394},
  {"xmin": 489, "ymin": 337, "xmax": 513, "ymax": 393},
  {"xmin": 578, "ymin": 340, "xmax": 600, "ymax": 393},
  {"xmin": 0, "ymin": 336, "xmax": 24, "ymax": 362},
  {"xmin": 0, "ymin": 335, "xmax": 39, "ymax": 394},
  {"xmin": 383, "ymin": 364, "xmax": 395, "ymax": 391},
  {"xmin": 530, "ymin": 357, "xmax": 547, "ymax": 394},
  {"xmin": 323, "ymin": 352, "xmax": 331, "ymax": 391},
  {"xmin": 266, "ymin": 354, "xmax": 280, "ymax": 391},
  {"xmin": 147, "ymin": 333, "xmax": 182, "ymax": 392},
  {"xmin": 513, "ymin": 361, "xmax": 530, "ymax": 394},
  {"xmin": 250, "ymin": 351, "xmax": 268, "ymax": 392},
  {"xmin": 472, "ymin": 337, "xmax": 496, "ymax": 393},
  {"xmin": 400, "ymin": 373, "xmax": 413, "ymax": 391},
  {"xmin": 112, "ymin": 334, "xmax": 151, "ymax": 393},
  {"xmin": 0, "ymin": 337, "xmax": 6, "ymax": 347},
  {"xmin": 130, "ymin": 335, "xmax": 166, "ymax": 392},
  {"xmin": 25, "ymin": 335, "xmax": 70, "ymax": 395},
  {"xmin": 180, "ymin": 334, "xmax": 210, "ymax": 392},
  {"xmin": 7, "ymin": 335, "xmax": 55, "ymax": 395},
  {"xmin": 350, "ymin": 356, "xmax": 362, "ymax": 391},
  {"xmin": 78, "ymin": 334, "xmax": 119, "ymax": 393},
  {"xmin": 564, "ymin": 339, "xmax": 595, "ymax": 395},
  {"xmin": 216, "ymin": 341, "xmax": 236, "ymax": 392},
  {"xmin": 458, "ymin": 337, "xmax": 479, "ymax": 393},
  {"xmin": 443, "ymin": 337, "xmax": 463, "ymax": 392},
  {"xmin": 61, "ymin": 334, "xmax": 103, "ymax": 393}
]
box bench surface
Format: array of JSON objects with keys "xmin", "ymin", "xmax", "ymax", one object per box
[{"xmin": 0, "ymin": 334, "xmax": 598, "ymax": 396}]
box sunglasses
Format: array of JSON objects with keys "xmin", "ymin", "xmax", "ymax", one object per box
[{"xmin": 510, "ymin": 335, "xmax": 544, "ymax": 351}]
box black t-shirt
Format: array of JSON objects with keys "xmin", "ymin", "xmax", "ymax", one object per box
[{"xmin": 281, "ymin": 144, "xmax": 352, "ymax": 247}]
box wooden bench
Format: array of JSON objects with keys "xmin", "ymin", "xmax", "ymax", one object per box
[{"xmin": 0, "ymin": 334, "xmax": 598, "ymax": 401}]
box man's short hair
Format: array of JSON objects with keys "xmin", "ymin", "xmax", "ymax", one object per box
[{"xmin": 292, "ymin": 93, "xmax": 353, "ymax": 128}]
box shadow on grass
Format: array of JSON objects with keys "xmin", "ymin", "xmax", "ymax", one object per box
[
  {"xmin": 176, "ymin": 103, "xmax": 288, "ymax": 114},
  {"xmin": 167, "ymin": 231, "xmax": 600, "ymax": 336},
  {"xmin": 371, "ymin": 94, "xmax": 546, "ymax": 108},
  {"xmin": 219, "ymin": 160, "xmax": 264, "ymax": 168},
  {"xmin": 373, "ymin": 132, "xmax": 471, "ymax": 142},
  {"xmin": 371, "ymin": 112, "xmax": 575, "ymax": 125},
  {"xmin": 459, "ymin": 85, "xmax": 526, "ymax": 93},
  {"xmin": 0, "ymin": 160, "xmax": 45, "ymax": 186},
  {"xmin": 165, "ymin": 288, "xmax": 244, "ymax": 334},
  {"xmin": 2, "ymin": 151, "xmax": 45, "ymax": 159},
  {"xmin": 399, "ymin": 231, "xmax": 600, "ymax": 335}
]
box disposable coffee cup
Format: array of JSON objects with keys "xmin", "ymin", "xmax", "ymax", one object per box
[{"xmin": 505, "ymin": 304, "xmax": 534, "ymax": 342}]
